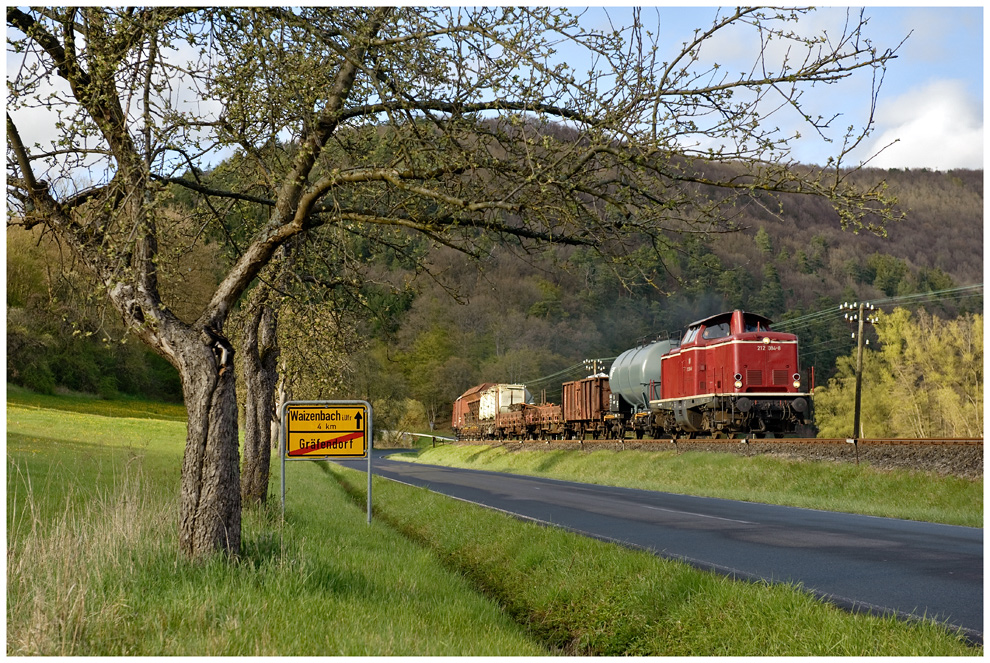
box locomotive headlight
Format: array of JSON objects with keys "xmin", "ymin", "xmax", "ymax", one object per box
[
  {"xmin": 734, "ymin": 373, "xmax": 743, "ymax": 389},
  {"xmin": 793, "ymin": 380, "xmax": 801, "ymax": 389},
  {"xmin": 734, "ymin": 380, "xmax": 743, "ymax": 389},
  {"xmin": 762, "ymin": 336, "xmax": 771, "ymax": 344},
  {"xmin": 792, "ymin": 373, "xmax": 801, "ymax": 389}
]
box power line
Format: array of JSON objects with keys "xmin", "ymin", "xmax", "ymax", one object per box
[
  {"xmin": 773, "ymin": 283, "xmax": 982, "ymax": 332},
  {"xmin": 523, "ymin": 356, "xmax": 618, "ymax": 389},
  {"xmin": 787, "ymin": 284, "xmax": 984, "ymax": 371},
  {"xmin": 519, "ymin": 284, "xmax": 982, "ymax": 393},
  {"xmin": 873, "ymin": 284, "xmax": 983, "ymax": 307},
  {"xmin": 524, "ymin": 361, "xmax": 587, "ymax": 387}
]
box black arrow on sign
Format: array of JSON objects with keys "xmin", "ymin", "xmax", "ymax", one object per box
[{"xmin": 355, "ymin": 412, "xmax": 363, "ymax": 429}]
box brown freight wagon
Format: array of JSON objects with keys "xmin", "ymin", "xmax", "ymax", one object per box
[
  {"xmin": 527, "ymin": 402, "xmax": 565, "ymax": 439},
  {"xmin": 451, "ymin": 382, "xmax": 494, "ymax": 438},
  {"xmin": 561, "ymin": 375, "xmax": 618, "ymax": 439},
  {"xmin": 497, "ymin": 405, "xmax": 527, "ymax": 439}
]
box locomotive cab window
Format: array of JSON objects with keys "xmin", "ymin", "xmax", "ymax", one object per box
[
  {"xmin": 682, "ymin": 326, "xmax": 701, "ymax": 344},
  {"xmin": 701, "ymin": 319, "xmax": 731, "ymax": 340}
]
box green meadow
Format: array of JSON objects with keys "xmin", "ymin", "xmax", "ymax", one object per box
[
  {"xmin": 6, "ymin": 389, "xmax": 979, "ymax": 655},
  {"xmin": 6, "ymin": 393, "xmax": 542, "ymax": 656}
]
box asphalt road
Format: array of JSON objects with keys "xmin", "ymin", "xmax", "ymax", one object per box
[{"xmin": 333, "ymin": 451, "xmax": 983, "ymax": 642}]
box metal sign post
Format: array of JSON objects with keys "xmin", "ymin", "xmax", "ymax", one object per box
[{"xmin": 281, "ymin": 400, "xmax": 373, "ymax": 524}]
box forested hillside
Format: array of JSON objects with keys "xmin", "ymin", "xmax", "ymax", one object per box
[
  {"xmin": 711, "ymin": 168, "xmax": 982, "ymax": 308},
  {"xmin": 7, "ymin": 167, "xmax": 982, "ymax": 430},
  {"xmin": 368, "ymin": 167, "xmax": 982, "ymax": 424},
  {"xmin": 7, "ymin": 226, "xmax": 185, "ymax": 401}
]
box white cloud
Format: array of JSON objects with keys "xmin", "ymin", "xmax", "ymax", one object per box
[{"xmin": 861, "ymin": 79, "xmax": 983, "ymax": 171}]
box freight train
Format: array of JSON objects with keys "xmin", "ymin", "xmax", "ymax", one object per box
[{"xmin": 452, "ymin": 310, "xmax": 814, "ymax": 440}]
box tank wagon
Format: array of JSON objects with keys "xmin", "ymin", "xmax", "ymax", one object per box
[
  {"xmin": 452, "ymin": 310, "xmax": 813, "ymax": 440},
  {"xmin": 608, "ymin": 338, "xmax": 680, "ymax": 438}
]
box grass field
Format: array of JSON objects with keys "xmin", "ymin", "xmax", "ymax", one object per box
[
  {"xmin": 396, "ymin": 443, "xmax": 983, "ymax": 526},
  {"xmin": 7, "ymin": 383, "xmax": 187, "ymax": 421},
  {"xmin": 5, "ymin": 389, "xmax": 980, "ymax": 655},
  {"xmin": 6, "ymin": 395, "xmax": 543, "ymax": 655},
  {"xmin": 331, "ymin": 465, "xmax": 978, "ymax": 656}
]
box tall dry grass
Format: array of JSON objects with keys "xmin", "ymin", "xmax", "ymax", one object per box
[{"xmin": 7, "ymin": 458, "xmax": 176, "ymax": 655}]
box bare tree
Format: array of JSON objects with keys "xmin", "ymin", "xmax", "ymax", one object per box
[{"xmin": 7, "ymin": 7, "xmax": 902, "ymax": 557}]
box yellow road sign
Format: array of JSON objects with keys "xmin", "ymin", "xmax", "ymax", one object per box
[{"xmin": 284, "ymin": 402, "xmax": 369, "ymax": 459}]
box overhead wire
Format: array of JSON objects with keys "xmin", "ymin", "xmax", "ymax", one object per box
[
  {"xmin": 773, "ymin": 284, "xmax": 982, "ymax": 336},
  {"xmin": 518, "ymin": 284, "xmax": 982, "ymax": 392}
]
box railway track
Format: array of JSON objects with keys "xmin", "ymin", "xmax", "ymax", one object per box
[
  {"xmin": 456, "ymin": 437, "xmax": 983, "ymax": 446},
  {"xmin": 450, "ymin": 436, "xmax": 983, "ymax": 478}
]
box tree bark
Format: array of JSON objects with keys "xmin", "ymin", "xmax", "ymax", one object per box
[
  {"xmin": 240, "ymin": 295, "xmax": 280, "ymax": 506},
  {"xmin": 176, "ymin": 326, "xmax": 242, "ymax": 557}
]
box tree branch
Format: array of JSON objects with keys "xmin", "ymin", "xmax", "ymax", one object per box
[{"xmin": 151, "ymin": 173, "xmax": 276, "ymax": 207}]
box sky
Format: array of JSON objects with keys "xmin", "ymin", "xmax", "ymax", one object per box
[
  {"xmin": 851, "ymin": 6, "xmax": 983, "ymax": 171},
  {"xmin": 7, "ymin": 6, "xmax": 984, "ymax": 174},
  {"xmin": 574, "ymin": 6, "xmax": 983, "ymax": 171}
]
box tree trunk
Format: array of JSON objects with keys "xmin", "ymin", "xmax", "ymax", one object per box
[
  {"xmin": 241, "ymin": 299, "xmax": 280, "ymax": 506},
  {"xmin": 177, "ymin": 328, "xmax": 242, "ymax": 557},
  {"xmin": 103, "ymin": 271, "xmax": 244, "ymax": 559}
]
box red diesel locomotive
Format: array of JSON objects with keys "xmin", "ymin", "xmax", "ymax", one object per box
[
  {"xmin": 452, "ymin": 310, "xmax": 814, "ymax": 440},
  {"xmin": 643, "ymin": 309, "xmax": 812, "ymax": 437}
]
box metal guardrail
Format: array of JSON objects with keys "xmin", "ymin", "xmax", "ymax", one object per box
[{"xmin": 382, "ymin": 431, "xmax": 457, "ymax": 447}]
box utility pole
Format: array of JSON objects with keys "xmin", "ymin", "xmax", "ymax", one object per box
[
  {"xmin": 583, "ymin": 358, "xmax": 602, "ymax": 375},
  {"xmin": 840, "ymin": 301, "xmax": 879, "ymax": 441}
]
